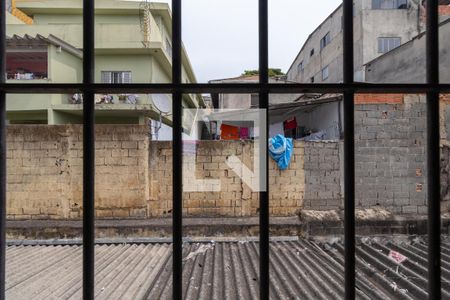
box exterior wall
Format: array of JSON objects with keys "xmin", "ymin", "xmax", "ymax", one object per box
[
  {"xmin": 5, "ymin": 97, "xmax": 450, "ymax": 219},
  {"xmin": 355, "ymin": 95, "xmax": 427, "ymax": 214},
  {"xmin": 360, "ymin": 2, "xmax": 421, "ymax": 70},
  {"xmin": 48, "ymin": 45, "xmax": 82, "ymax": 83},
  {"xmin": 286, "ymin": 6, "xmax": 343, "ymax": 84},
  {"xmin": 5, "ymin": 1, "xmax": 202, "ymax": 125},
  {"xmin": 303, "ymin": 142, "xmax": 342, "ymax": 210},
  {"xmin": 6, "ymin": 11, "xmax": 24, "ymax": 24},
  {"xmin": 365, "ymin": 21, "xmax": 450, "ymax": 83},
  {"xmin": 95, "ymin": 55, "xmax": 153, "ymax": 83},
  {"xmin": 219, "ymin": 94, "xmax": 252, "ymax": 109},
  {"xmin": 149, "ymin": 140, "xmax": 305, "ymax": 217},
  {"xmin": 287, "ymin": 1, "xmax": 422, "ymax": 83},
  {"xmin": 6, "ymin": 125, "xmax": 149, "ymax": 220}
]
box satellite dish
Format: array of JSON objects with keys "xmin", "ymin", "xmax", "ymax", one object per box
[
  {"xmin": 152, "ymin": 94, "xmax": 172, "ymax": 115},
  {"xmin": 150, "ymin": 94, "xmax": 172, "ymax": 140}
]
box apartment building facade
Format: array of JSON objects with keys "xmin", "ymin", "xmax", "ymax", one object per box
[
  {"xmin": 285, "ymin": 0, "xmax": 445, "ymax": 84},
  {"xmin": 5, "ymin": 0, "xmax": 204, "ymax": 125}
]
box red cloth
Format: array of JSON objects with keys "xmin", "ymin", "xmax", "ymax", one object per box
[
  {"xmin": 220, "ymin": 124, "xmax": 239, "ymax": 140},
  {"xmin": 283, "ymin": 117, "xmax": 297, "ymax": 130}
]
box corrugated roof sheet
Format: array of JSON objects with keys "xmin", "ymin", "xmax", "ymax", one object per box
[{"xmin": 5, "ymin": 238, "xmax": 450, "ymax": 299}]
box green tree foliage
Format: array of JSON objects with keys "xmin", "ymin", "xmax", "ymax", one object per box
[{"xmin": 242, "ymin": 68, "xmax": 285, "ymax": 77}]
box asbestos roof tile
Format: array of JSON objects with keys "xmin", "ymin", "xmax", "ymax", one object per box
[{"xmin": 5, "ymin": 238, "xmax": 449, "ymax": 299}]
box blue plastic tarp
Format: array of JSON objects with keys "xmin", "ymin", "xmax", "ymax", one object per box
[{"xmin": 268, "ymin": 134, "xmax": 293, "ymax": 170}]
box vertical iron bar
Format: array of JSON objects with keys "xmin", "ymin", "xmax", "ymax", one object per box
[
  {"xmin": 0, "ymin": 0, "xmax": 6, "ymax": 298},
  {"xmin": 83, "ymin": 0, "xmax": 95, "ymax": 298},
  {"xmin": 426, "ymin": 0, "xmax": 440, "ymax": 298},
  {"xmin": 343, "ymin": 0, "xmax": 355, "ymax": 299},
  {"xmin": 172, "ymin": 0, "xmax": 183, "ymax": 299},
  {"xmin": 259, "ymin": 0, "xmax": 269, "ymax": 299}
]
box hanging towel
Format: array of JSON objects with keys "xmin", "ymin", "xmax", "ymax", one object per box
[
  {"xmin": 268, "ymin": 134, "xmax": 293, "ymax": 170},
  {"xmin": 220, "ymin": 124, "xmax": 239, "ymax": 140}
]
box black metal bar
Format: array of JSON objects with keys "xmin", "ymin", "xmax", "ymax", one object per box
[
  {"xmin": 82, "ymin": 0, "xmax": 95, "ymax": 298},
  {"xmin": 258, "ymin": 0, "xmax": 269, "ymax": 299},
  {"xmin": 171, "ymin": 0, "xmax": 183, "ymax": 299},
  {"xmin": 0, "ymin": 0, "xmax": 6, "ymax": 298},
  {"xmin": 343, "ymin": 0, "xmax": 355, "ymax": 298},
  {"xmin": 426, "ymin": 0, "xmax": 441, "ymax": 298},
  {"xmin": 3, "ymin": 83, "xmax": 450, "ymax": 95}
]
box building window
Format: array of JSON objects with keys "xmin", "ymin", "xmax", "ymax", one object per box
[
  {"xmin": 297, "ymin": 61, "xmax": 304, "ymax": 73},
  {"xmin": 322, "ymin": 65, "xmax": 329, "ymax": 81},
  {"xmin": 377, "ymin": 37, "xmax": 401, "ymax": 53},
  {"xmin": 310, "ymin": 76, "xmax": 315, "ymax": 83},
  {"xmin": 310, "ymin": 48, "xmax": 314, "ymax": 57},
  {"xmin": 101, "ymin": 71, "xmax": 132, "ymax": 84},
  {"xmin": 165, "ymin": 37, "xmax": 173, "ymax": 59},
  {"xmin": 320, "ymin": 32, "xmax": 331, "ymax": 50},
  {"xmin": 372, "ymin": 0, "xmax": 408, "ymax": 9},
  {"xmin": 250, "ymin": 94, "xmax": 259, "ymax": 108}
]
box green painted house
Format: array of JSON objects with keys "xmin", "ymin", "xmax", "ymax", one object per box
[{"xmin": 6, "ymin": 0, "xmax": 203, "ymax": 127}]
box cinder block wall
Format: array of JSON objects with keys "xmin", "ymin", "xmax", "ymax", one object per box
[
  {"xmin": 6, "ymin": 125, "xmax": 149, "ymax": 220},
  {"xmin": 303, "ymin": 142, "xmax": 342, "ymax": 210},
  {"xmin": 354, "ymin": 95, "xmax": 427, "ymax": 214}
]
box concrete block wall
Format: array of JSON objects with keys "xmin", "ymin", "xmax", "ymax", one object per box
[
  {"xmin": 149, "ymin": 140, "xmax": 306, "ymax": 217},
  {"xmin": 354, "ymin": 95, "xmax": 428, "ymax": 214},
  {"xmin": 303, "ymin": 141, "xmax": 342, "ymax": 210},
  {"xmin": 6, "ymin": 125, "xmax": 149, "ymax": 220}
]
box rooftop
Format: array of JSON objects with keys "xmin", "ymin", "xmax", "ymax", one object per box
[{"xmin": 5, "ymin": 237, "xmax": 449, "ymax": 299}]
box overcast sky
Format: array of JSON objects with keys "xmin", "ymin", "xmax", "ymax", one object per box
[{"xmin": 151, "ymin": 0, "xmax": 342, "ymax": 82}]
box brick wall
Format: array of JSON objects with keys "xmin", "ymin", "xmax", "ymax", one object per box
[
  {"xmin": 439, "ymin": 5, "xmax": 450, "ymax": 16},
  {"xmin": 355, "ymin": 94, "xmax": 404, "ymax": 105},
  {"xmin": 6, "ymin": 125, "xmax": 149, "ymax": 220}
]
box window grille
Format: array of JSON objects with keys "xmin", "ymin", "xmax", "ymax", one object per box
[
  {"xmin": 101, "ymin": 71, "xmax": 132, "ymax": 84},
  {"xmin": 0, "ymin": 0, "xmax": 447, "ymax": 299},
  {"xmin": 378, "ymin": 37, "xmax": 401, "ymax": 53}
]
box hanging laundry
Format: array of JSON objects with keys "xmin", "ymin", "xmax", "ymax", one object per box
[
  {"xmin": 268, "ymin": 134, "xmax": 293, "ymax": 170},
  {"xmin": 239, "ymin": 127, "xmax": 249, "ymax": 140},
  {"xmin": 283, "ymin": 117, "xmax": 297, "ymax": 130},
  {"xmin": 220, "ymin": 124, "xmax": 239, "ymax": 140}
]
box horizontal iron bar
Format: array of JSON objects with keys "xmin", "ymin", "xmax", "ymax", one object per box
[{"xmin": 0, "ymin": 83, "xmax": 449, "ymax": 94}]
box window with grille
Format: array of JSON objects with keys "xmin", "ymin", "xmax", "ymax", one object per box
[
  {"xmin": 0, "ymin": 0, "xmax": 445, "ymax": 299},
  {"xmin": 378, "ymin": 37, "xmax": 401, "ymax": 53},
  {"xmin": 101, "ymin": 71, "xmax": 132, "ymax": 84}
]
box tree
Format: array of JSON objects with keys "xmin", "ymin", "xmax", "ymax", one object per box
[{"xmin": 242, "ymin": 68, "xmax": 285, "ymax": 77}]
